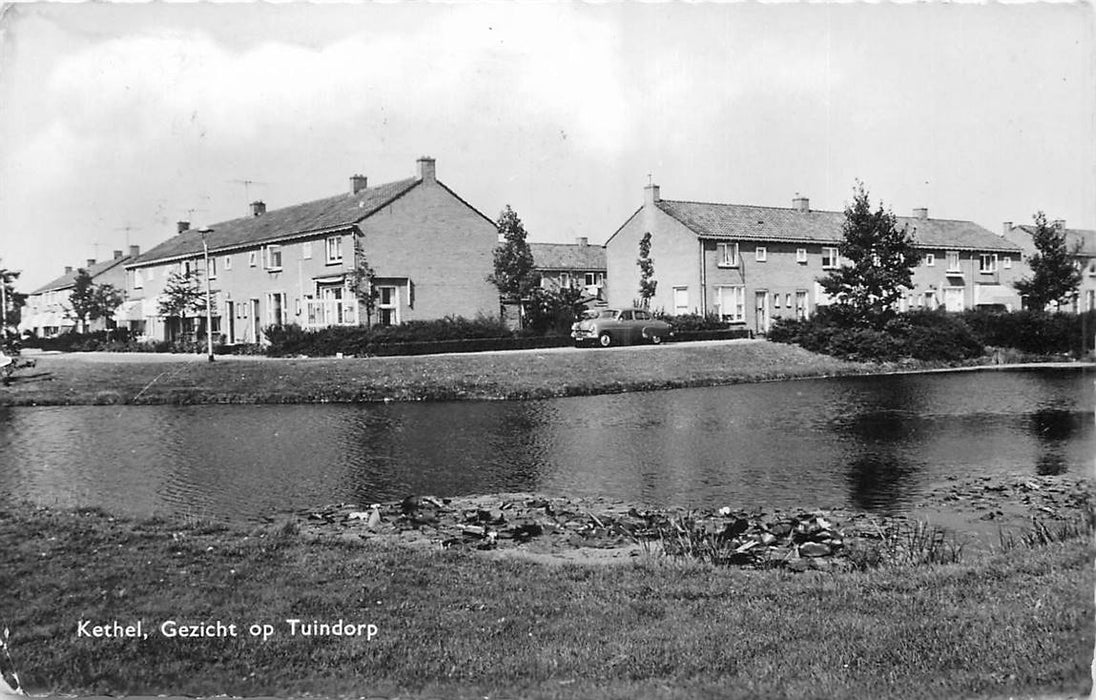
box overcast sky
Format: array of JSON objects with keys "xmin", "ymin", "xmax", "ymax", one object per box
[{"xmin": 1, "ymin": 2, "xmax": 1093, "ymax": 290}]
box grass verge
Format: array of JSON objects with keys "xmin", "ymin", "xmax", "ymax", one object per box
[
  {"xmin": 1, "ymin": 504, "xmax": 1091, "ymax": 699},
  {"xmin": 0, "ymin": 341, "xmax": 873, "ymax": 406}
]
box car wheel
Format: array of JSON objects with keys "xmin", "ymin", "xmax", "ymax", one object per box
[
  {"xmin": 598, "ymin": 332, "xmax": 613, "ymax": 348},
  {"xmin": 649, "ymin": 333, "xmax": 663, "ymax": 345}
]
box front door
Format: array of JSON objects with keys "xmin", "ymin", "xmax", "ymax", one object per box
[
  {"xmin": 755, "ymin": 291, "xmax": 770, "ymax": 334},
  {"xmin": 225, "ymin": 301, "xmax": 236, "ymax": 344},
  {"xmin": 250, "ymin": 299, "xmax": 261, "ymax": 342},
  {"xmin": 319, "ymin": 285, "xmax": 344, "ymax": 325},
  {"xmin": 943, "ymin": 287, "xmax": 964, "ymax": 312}
]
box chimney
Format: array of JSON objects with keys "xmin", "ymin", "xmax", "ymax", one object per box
[
  {"xmin": 1001, "ymin": 221, "xmax": 1013, "ymax": 237},
  {"xmin": 576, "ymin": 237, "xmax": 588, "ymax": 246},
  {"xmin": 86, "ymin": 258, "xmax": 96, "ymax": 268},
  {"xmin": 64, "ymin": 266, "xmax": 73, "ymax": 274},
  {"xmin": 350, "ymin": 174, "xmax": 368, "ymax": 195},
  {"xmin": 913, "ymin": 207, "xmax": 928, "ymax": 220},
  {"xmin": 250, "ymin": 200, "xmax": 266, "ymax": 217},
  {"xmin": 1053, "ymin": 219, "xmax": 1066, "ymax": 229},
  {"xmin": 129, "ymin": 245, "xmax": 140, "ymax": 257},
  {"xmin": 177, "ymin": 220, "xmax": 190, "ymax": 234},
  {"xmin": 113, "ymin": 250, "xmax": 123, "ymax": 260},
  {"xmin": 644, "ymin": 183, "xmax": 661, "ymax": 205},
  {"xmin": 792, "ymin": 195, "xmax": 810, "ymax": 213},
  {"xmin": 417, "ymin": 156, "xmax": 436, "ymax": 183}
]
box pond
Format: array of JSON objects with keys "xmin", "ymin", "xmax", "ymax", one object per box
[{"xmin": 0, "ymin": 368, "xmax": 1091, "ymax": 522}]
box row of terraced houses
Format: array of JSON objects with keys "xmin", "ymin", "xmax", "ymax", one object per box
[{"xmin": 19, "ymin": 156, "xmax": 1096, "ymax": 341}]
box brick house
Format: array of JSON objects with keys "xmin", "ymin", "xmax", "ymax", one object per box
[
  {"xmin": 20, "ymin": 248, "xmax": 139, "ymax": 337},
  {"xmin": 530, "ymin": 237, "xmax": 607, "ymax": 301},
  {"xmin": 124, "ymin": 157, "xmax": 499, "ymax": 343},
  {"xmin": 1001, "ymin": 220, "xmax": 1096, "ymax": 312},
  {"xmin": 605, "ymin": 183, "xmax": 1024, "ymax": 333}
]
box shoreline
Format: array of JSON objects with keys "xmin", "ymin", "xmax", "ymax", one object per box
[{"xmin": 3, "ymin": 340, "xmax": 1092, "ymax": 406}]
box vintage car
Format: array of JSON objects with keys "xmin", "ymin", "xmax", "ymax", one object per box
[{"xmin": 571, "ymin": 307, "xmax": 673, "ymax": 347}]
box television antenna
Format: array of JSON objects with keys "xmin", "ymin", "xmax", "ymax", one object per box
[{"xmin": 227, "ymin": 178, "xmax": 270, "ymax": 209}]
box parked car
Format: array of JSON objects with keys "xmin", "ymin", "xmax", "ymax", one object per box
[{"xmin": 571, "ymin": 307, "xmax": 673, "ymax": 347}]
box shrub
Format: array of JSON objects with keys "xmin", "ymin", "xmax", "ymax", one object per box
[
  {"xmin": 960, "ymin": 309, "xmax": 1095, "ymax": 356},
  {"xmin": 657, "ymin": 313, "xmax": 730, "ymax": 333}
]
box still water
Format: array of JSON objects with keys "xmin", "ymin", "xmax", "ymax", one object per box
[{"xmin": 0, "ymin": 368, "xmax": 1091, "ymax": 522}]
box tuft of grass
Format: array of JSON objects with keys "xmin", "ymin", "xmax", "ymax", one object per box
[{"xmin": 998, "ymin": 512, "xmax": 1096, "ymax": 552}]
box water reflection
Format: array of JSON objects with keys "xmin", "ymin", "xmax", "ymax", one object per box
[{"xmin": 0, "ymin": 368, "xmax": 1091, "ymax": 522}]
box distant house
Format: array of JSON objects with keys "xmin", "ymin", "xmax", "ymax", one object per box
[
  {"xmin": 529, "ymin": 238, "xmax": 607, "ymax": 301},
  {"xmin": 124, "ymin": 157, "xmax": 499, "ymax": 343},
  {"xmin": 20, "ymin": 248, "xmax": 139, "ymax": 337},
  {"xmin": 1002, "ymin": 220, "xmax": 1096, "ymax": 312},
  {"xmin": 605, "ymin": 184, "xmax": 1024, "ymax": 333}
]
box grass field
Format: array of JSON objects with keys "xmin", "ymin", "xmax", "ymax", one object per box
[
  {"xmin": 1, "ymin": 341, "xmax": 875, "ymax": 405},
  {"xmin": 1, "ymin": 505, "xmax": 1092, "ymax": 699}
]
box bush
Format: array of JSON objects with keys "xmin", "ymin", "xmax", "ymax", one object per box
[
  {"xmin": 263, "ymin": 315, "xmax": 515, "ymax": 357},
  {"xmin": 960, "ymin": 309, "xmax": 1095, "ymax": 357},
  {"xmin": 657, "ymin": 313, "xmax": 730, "ymax": 333},
  {"xmin": 769, "ymin": 307, "xmax": 983, "ymax": 362}
]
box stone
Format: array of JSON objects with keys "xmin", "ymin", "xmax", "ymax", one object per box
[
  {"xmin": 786, "ymin": 559, "xmax": 809, "ymax": 572},
  {"xmin": 799, "ymin": 542, "xmax": 831, "ymax": 557}
]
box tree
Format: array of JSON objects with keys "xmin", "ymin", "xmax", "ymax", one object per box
[
  {"xmin": 348, "ymin": 234, "xmax": 379, "ymax": 329},
  {"xmin": 90, "ymin": 284, "xmax": 124, "ymax": 328},
  {"xmin": 1013, "ymin": 211, "xmax": 1082, "ymax": 310},
  {"xmin": 488, "ymin": 205, "xmax": 539, "ymax": 301},
  {"xmin": 819, "ymin": 183, "xmax": 918, "ymax": 326},
  {"xmin": 158, "ymin": 268, "xmax": 207, "ymax": 339},
  {"xmin": 67, "ymin": 269, "xmax": 97, "ymax": 333},
  {"xmin": 637, "ymin": 232, "xmax": 657, "ymax": 308},
  {"xmin": 0, "ymin": 262, "xmax": 26, "ymax": 337}
]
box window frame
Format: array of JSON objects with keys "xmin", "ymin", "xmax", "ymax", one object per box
[
  {"xmin": 223, "ymin": 255, "xmax": 232, "ymax": 271},
  {"xmin": 717, "ymin": 242, "xmax": 740, "ymax": 268},
  {"xmin": 302, "ymin": 241, "xmax": 313, "ymax": 260},
  {"xmin": 946, "ymin": 250, "xmax": 961, "ymax": 273},
  {"xmin": 325, "ymin": 236, "xmax": 343, "ymax": 265},
  {"xmin": 262, "ymin": 244, "xmax": 283, "ymax": 272},
  {"xmin": 755, "ymin": 246, "xmax": 768, "ymax": 262},
  {"xmin": 796, "ymin": 248, "xmax": 807, "ymax": 264},
  {"xmin": 672, "ymin": 286, "xmax": 689, "ymax": 314},
  {"xmin": 715, "ymin": 285, "xmax": 746, "ymax": 323},
  {"xmin": 924, "ymin": 253, "xmax": 935, "ymax": 267},
  {"xmin": 821, "ymin": 247, "xmax": 839, "ymax": 269},
  {"xmin": 979, "ymin": 253, "xmax": 998, "ymax": 274}
]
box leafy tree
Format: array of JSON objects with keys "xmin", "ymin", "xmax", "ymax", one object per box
[
  {"xmin": 90, "ymin": 284, "xmax": 124, "ymax": 328},
  {"xmin": 348, "ymin": 234, "xmax": 379, "ymax": 329},
  {"xmin": 637, "ymin": 232, "xmax": 657, "ymax": 308},
  {"xmin": 522, "ymin": 286, "xmax": 586, "ymax": 336},
  {"xmin": 67, "ymin": 269, "xmax": 97, "ymax": 333},
  {"xmin": 819, "ymin": 183, "xmax": 918, "ymax": 327},
  {"xmin": 1013, "ymin": 211, "xmax": 1082, "ymax": 310},
  {"xmin": 158, "ymin": 268, "xmax": 207, "ymax": 339},
  {"xmin": 488, "ymin": 205, "xmax": 539, "ymax": 301},
  {"xmin": 0, "ymin": 262, "xmax": 26, "ymax": 336}
]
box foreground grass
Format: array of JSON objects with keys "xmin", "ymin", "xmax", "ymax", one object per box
[
  {"xmin": 0, "ymin": 341, "xmax": 875, "ymax": 405},
  {"xmin": 1, "ymin": 505, "xmax": 1091, "ymax": 699}
]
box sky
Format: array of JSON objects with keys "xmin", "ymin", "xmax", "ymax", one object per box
[{"xmin": 1, "ymin": 2, "xmax": 1093, "ymax": 291}]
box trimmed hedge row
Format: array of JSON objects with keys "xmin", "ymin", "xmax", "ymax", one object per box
[
  {"xmin": 672, "ymin": 329, "xmax": 753, "ymax": 342},
  {"xmin": 959, "ymin": 309, "xmax": 1096, "ymax": 355}
]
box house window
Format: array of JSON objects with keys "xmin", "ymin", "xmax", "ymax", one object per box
[
  {"xmin": 673, "ymin": 287, "xmax": 689, "ymax": 314},
  {"xmin": 924, "ymin": 290, "xmax": 937, "ymax": 310},
  {"xmin": 718, "ymin": 242, "xmax": 739, "ymax": 267},
  {"xmin": 925, "ymin": 253, "xmax": 935, "ymax": 267},
  {"xmin": 207, "ymin": 256, "xmax": 217, "ymax": 279},
  {"xmin": 325, "ymin": 236, "xmax": 343, "ymax": 264},
  {"xmin": 223, "ymin": 256, "xmax": 232, "ymax": 271},
  {"xmin": 796, "ymin": 248, "xmax": 807, "ymax": 264},
  {"xmin": 821, "ymin": 247, "xmax": 839, "ymax": 269},
  {"xmin": 756, "ymin": 247, "xmax": 767, "ymax": 262},
  {"xmin": 377, "ymin": 286, "xmax": 399, "ymax": 326},
  {"xmin": 785, "ymin": 293, "xmax": 792, "ymax": 309},
  {"xmin": 946, "ymin": 250, "xmax": 961, "ymax": 272},
  {"xmin": 183, "ymin": 260, "xmax": 193, "ymax": 276},
  {"xmin": 1003, "ymin": 256, "xmax": 1012, "ymax": 270},
  {"xmin": 133, "ymin": 269, "xmax": 143, "ymax": 289},
  {"xmin": 1086, "ymin": 259, "xmax": 1096, "ymax": 276},
  {"xmin": 716, "ymin": 285, "xmax": 745, "ymax": 322},
  {"xmin": 560, "ymin": 272, "xmax": 571, "ymax": 289},
  {"xmin": 249, "ymin": 251, "xmax": 257, "ymax": 267},
  {"xmin": 266, "ymin": 292, "xmax": 287, "ymax": 326},
  {"xmin": 262, "ymin": 245, "xmax": 283, "ymax": 271},
  {"xmin": 302, "ymin": 241, "xmax": 312, "ymax": 260},
  {"xmin": 584, "ymin": 272, "xmax": 598, "ymax": 286},
  {"xmin": 979, "ymin": 254, "xmax": 997, "ymax": 273}
]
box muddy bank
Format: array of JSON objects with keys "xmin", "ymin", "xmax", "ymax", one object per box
[{"xmin": 279, "ymin": 473, "xmax": 1093, "ymax": 569}]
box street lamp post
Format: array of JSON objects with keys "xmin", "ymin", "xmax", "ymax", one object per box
[{"xmin": 199, "ymin": 226, "xmax": 215, "ymax": 362}]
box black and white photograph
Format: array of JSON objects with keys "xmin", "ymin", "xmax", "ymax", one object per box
[{"xmin": 0, "ymin": 2, "xmax": 1093, "ymax": 698}]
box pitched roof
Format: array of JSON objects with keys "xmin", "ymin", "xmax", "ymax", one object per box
[
  {"xmin": 30, "ymin": 255, "xmax": 134, "ymax": 295},
  {"xmin": 529, "ymin": 242, "xmax": 606, "ymax": 271},
  {"xmin": 656, "ymin": 200, "xmax": 1021, "ymax": 253},
  {"xmin": 130, "ymin": 177, "xmax": 420, "ymax": 267},
  {"xmin": 1014, "ymin": 225, "xmax": 1096, "ymax": 256}
]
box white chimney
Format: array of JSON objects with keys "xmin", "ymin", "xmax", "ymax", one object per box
[
  {"xmin": 792, "ymin": 195, "xmax": 809, "ymax": 213},
  {"xmin": 417, "ymin": 156, "xmax": 436, "ymax": 183}
]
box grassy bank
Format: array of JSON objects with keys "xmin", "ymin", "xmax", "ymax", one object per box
[
  {"xmin": 1, "ymin": 504, "xmax": 1092, "ymax": 699},
  {"xmin": 1, "ymin": 341, "xmax": 877, "ymax": 406}
]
